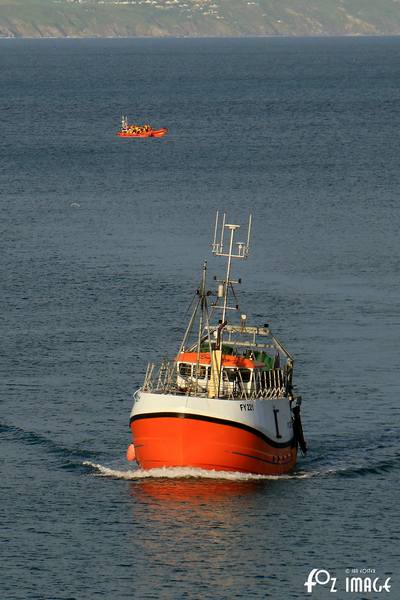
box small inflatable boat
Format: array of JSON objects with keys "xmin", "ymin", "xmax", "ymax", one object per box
[{"xmin": 117, "ymin": 116, "xmax": 168, "ymax": 138}]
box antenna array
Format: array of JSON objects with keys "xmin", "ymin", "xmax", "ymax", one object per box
[{"xmin": 211, "ymin": 211, "xmax": 252, "ymax": 259}]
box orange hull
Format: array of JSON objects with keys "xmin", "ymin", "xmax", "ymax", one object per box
[
  {"xmin": 130, "ymin": 414, "xmax": 297, "ymax": 475},
  {"xmin": 151, "ymin": 128, "xmax": 168, "ymax": 137}
]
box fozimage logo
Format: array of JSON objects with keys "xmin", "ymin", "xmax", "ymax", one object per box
[
  {"xmin": 304, "ymin": 568, "xmax": 392, "ymax": 594},
  {"xmin": 305, "ymin": 570, "xmax": 337, "ymax": 593}
]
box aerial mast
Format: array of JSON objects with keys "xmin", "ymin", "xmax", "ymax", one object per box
[
  {"xmin": 208, "ymin": 213, "xmax": 252, "ymax": 397},
  {"xmin": 211, "ymin": 211, "xmax": 252, "ymax": 342}
]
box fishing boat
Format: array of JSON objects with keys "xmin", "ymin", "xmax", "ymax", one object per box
[
  {"xmin": 116, "ymin": 115, "xmax": 168, "ymax": 138},
  {"xmin": 127, "ymin": 213, "xmax": 307, "ymax": 475}
]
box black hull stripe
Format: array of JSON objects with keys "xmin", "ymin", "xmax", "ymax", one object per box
[{"xmin": 130, "ymin": 412, "xmax": 295, "ymax": 449}]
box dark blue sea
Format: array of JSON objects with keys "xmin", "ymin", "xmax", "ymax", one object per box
[{"xmin": 1, "ymin": 37, "xmax": 399, "ymax": 600}]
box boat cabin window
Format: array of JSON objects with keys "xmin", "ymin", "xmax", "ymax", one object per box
[
  {"xmin": 222, "ymin": 368, "xmax": 237, "ymax": 382},
  {"xmin": 193, "ymin": 365, "xmax": 208, "ymax": 380},
  {"xmin": 179, "ymin": 363, "xmax": 209, "ymax": 380},
  {"xmin": 222, "ymin": 368, "xmax": 252, "ymax": 383},
  {"xmin": 179, "ymin": 363, "xmax": 192, "ymax": 377},
  {"xmin": 240, "ymin": 369, "xmax": 251, "ymax": 383}
]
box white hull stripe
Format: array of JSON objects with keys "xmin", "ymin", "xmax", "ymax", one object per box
[{"xmin": 130, "ymin": 412, "xmax": 295, "ymax": 449}]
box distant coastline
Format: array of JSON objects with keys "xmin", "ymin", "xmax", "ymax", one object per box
[
  {"xmin": 1, "ymin": 0, "xmax": 400, "ymax": 39},
  {"xmin": 1, "ymin": 34, "xmax": 400, "ymax": 40}
]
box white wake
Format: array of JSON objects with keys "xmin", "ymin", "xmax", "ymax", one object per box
[{"xmin": 83, "ymin": 461, "xmax": 314, "ymax": 480}]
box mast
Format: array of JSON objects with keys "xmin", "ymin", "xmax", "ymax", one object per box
[
  {"xmin": 208, "ymin": 213, "xmax": 252, "ymax": 398},
  {"xmin": 177, "ymin": 213, "xmax": 252, "ymax": 398},
  {"xmin": 211, "ymin": 212, "xmax": 252, "ymax": 349},
  {"xmin": 221, "ymin": 224, "xmax": 238, "ymax": 324},
  {"xmin": 194, "ymin": 261, "xmax": 207, "ymax": 392}
]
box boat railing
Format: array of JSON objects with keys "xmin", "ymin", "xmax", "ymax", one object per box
[
  {"xmin": 228, "ymin": 368, "xmax": 287, "ymax": 400},
  {"xmin": 142, "ymin": 359, "xmax": 177, "ymax": 394},
  {"xmin": 142, "ymin": 361, "xmax": 288, "ymax": 399}
]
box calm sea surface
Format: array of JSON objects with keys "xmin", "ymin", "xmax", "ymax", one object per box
[{"xmin": 1, "ymin": 37, "xmax": 399, "ymax": 600}]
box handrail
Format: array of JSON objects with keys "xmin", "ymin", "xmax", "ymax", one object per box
[{"xmin": 142, "ymin": 361, "xmax": 287, "ymax": 400}]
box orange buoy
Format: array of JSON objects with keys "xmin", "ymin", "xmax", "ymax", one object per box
[{"xmin": 126, "ymin": 443, "xmax": 136, "ymax": 461}]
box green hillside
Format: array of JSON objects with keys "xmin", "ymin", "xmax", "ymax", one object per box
[{"xmin": 1, "ymin": 0, "xmax": 400, "ymax": 37}]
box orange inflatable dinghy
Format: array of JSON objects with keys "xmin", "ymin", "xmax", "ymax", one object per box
[{"xmin": 117, "ymin": 116, "xmax": 168, "ymax": 138}]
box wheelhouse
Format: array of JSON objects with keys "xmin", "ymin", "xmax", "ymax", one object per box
[{"xmin": 174, "ymin": 340, "xmax": 287, "ymax": 398}]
